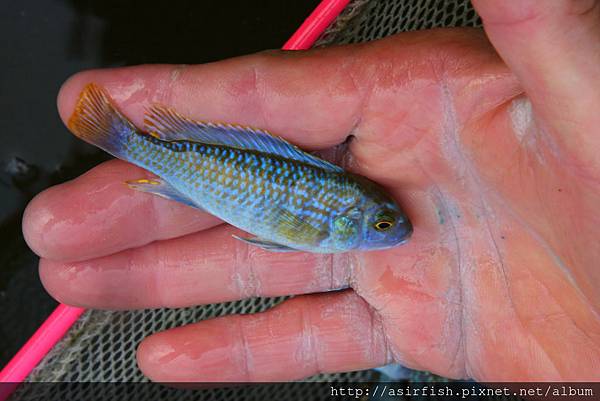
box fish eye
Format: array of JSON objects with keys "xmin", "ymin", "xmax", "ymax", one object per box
[{"xmin": 374, "ymin": 220, "xmax": 394, "ymax": 231}]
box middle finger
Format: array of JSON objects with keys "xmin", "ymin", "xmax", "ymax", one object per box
[{"xmin": 39, "ymin": 224, "xmax": 353, "ymax": 309}]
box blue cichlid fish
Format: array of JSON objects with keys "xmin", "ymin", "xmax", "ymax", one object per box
[{"xmin": 68, "ymin": 83, "xmax": 412, "ymax": 253}]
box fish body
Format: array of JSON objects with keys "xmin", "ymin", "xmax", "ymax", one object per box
[{"xmin": 68, "ymin": 84, "xmax": 412, "ymax": 253}]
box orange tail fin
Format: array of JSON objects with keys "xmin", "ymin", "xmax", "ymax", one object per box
[{"xmin": 68, "ymin": 83, "xmax": 137, "ymax": 159}]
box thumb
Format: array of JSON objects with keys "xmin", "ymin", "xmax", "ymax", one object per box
[{"xmin": 472, "ymin": 0, "xmax": 600, "ymax": 172}]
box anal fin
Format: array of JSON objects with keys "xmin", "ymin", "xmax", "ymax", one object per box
[
  {"xmin": 232, "ymin": 235, "xmax": 298, "ymax": 252},
  {"xmin": 126, "ymin": 178, "xmax": 202, "ymax": 210}
]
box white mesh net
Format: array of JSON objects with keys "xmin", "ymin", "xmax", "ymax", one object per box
[
  {"xmin": 316, "ymin": 0, "xmax": 480, "ymax": 46},
  {"xmin": 16, "ymin": 0, "xmax": 481, "ymax": 399}
]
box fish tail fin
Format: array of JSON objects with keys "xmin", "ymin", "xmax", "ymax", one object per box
[{"xmin": 68, "ymin": 83, "xmax": 137, "ymax": 159}]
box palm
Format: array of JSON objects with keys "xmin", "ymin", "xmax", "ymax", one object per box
[
  {"xmin": 349, "ymin": 41, "xmax": 600, "ymax": 380},
  {"xmin": 23, "ymin": 30, "xmax": 600, "ymax": 382}
]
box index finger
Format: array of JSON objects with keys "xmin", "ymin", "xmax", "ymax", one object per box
[{"xmin": 56, "ymin": 48, "xmax": 368, "ymax": 149}]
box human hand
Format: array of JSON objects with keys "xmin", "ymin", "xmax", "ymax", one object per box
[{"xmin": 22, "ymin": 1, "xmax": 600, "ymax": 381}]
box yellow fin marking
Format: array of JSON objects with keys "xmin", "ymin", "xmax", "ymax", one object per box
[{"xmin": 126, "ymin": 179, "xmax": 160, "ymax": 185}]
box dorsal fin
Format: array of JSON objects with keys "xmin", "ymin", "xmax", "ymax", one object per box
[{"xmin": 143, "ymin": 105, "xmax": 343, "ymax": 173}]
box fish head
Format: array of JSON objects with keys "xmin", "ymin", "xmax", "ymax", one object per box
[
  {"xmin": 340, "ymin": 175, "xmax": 412, "ymax": 251},
  {"xmin": 358, "ymin": 200, "xmax": 413, "ymax": 250}
]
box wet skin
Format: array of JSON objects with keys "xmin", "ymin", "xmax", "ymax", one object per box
[{"xmin": 22, "ymin": 1, "xmax": 600, "ymax": 382}]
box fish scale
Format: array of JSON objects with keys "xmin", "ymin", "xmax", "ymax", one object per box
[
  {"xmin": 67, "ymin": 83, "xmax": 412, "ymax": 253},
  {"xmin": 130, "ymin": 134, "xmax": 356, "ymax": 248}
]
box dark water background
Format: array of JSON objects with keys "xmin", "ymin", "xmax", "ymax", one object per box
[{"xmin": 0, "ymin": 0, "xmax": 319, "ymax": 367}]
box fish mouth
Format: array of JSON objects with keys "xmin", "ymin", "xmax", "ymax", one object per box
[
  {"xmin": 398, "ymin": 220, "xmax": 414, "ymax": 244},
  {"xmin": 368, "ymin": 223, "xmax": 413, "ymax": 250},
  {"xmin": 396, "ymin": 236, "xmax": 411, "ymax": 246},
  {"xmin": 372, "ymin": 221, "xmax": 413, "ymax": 249}
]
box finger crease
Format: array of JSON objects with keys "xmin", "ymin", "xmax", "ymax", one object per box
[
  {"xmin": 236, "ymin": 317, "xmax": 253, "ymax": 381},
  {"xmin": 367, "ymin": 303, "xmax": 392, "ymax": 365},
  {"xmin": 300, "ymin": 304, "xmax": 322, "ymax": 375},
  {"xmin": 234, "ymin": 239, "xmax": 260, "ymax": 298}
]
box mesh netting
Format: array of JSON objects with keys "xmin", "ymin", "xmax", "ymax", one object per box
[
  {"xmin": 16, "ymin": 0, "xmax": 481, "ymax": 399},
  {"xmin": 316, "ymin": 0, "xmax": 481, "ymax": 46}
]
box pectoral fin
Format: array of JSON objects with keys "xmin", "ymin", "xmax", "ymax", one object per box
[
  {"xmin": 232, "ymin": 235, "xmax": 298, "ymax": 252},
  {"xmin": 126, "ymin": 178, "xmax": 202, "ymax": 210}
]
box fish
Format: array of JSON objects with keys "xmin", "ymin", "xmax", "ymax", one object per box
[{"xmin": 67, "ymin": 83, "xmax": 413, "ymax": 253}]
